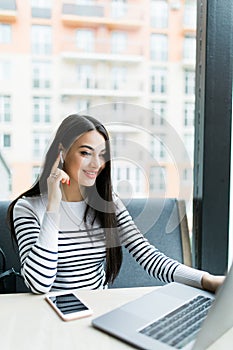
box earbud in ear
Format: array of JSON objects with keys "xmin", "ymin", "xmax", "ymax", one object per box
[{"xmin": 60, "ymin": 150, "xmax": 64, "ymax": 164}]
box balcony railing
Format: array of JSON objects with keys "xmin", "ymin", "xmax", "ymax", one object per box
[
  {"xmin": 61, "ymin": 38, "xmax": 143, "ymax": 58},
  {"xmin": 61, "ymin": 78, "xmax": 144, "ymax": 97},
  {"xmin": 62, "ymin": 1, "xmax": 144, "ymax": 23}
]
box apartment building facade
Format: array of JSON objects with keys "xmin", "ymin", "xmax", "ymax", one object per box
[{"xmin": 0, "ymin": 0, "xmax": 196, "ymax": 204}]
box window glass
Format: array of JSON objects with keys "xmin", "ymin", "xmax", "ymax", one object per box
[
  {"xmin": 76, "ymin": 29, "xmax": 94, "ymax": 52},
  {"xmin": 149, "ymin": 166, "xmax": 166, "ymax": 192},
  {"xmin": 0, "ymin": 60, "xmax": 11, "ymax": 80},
  {"xmin": 0, "ymin": 24, "xmax": 11, "ymax": 44},
  {"xmin": 151, "ymin": 0, "xmax": 168, "ymax": 28},
  {"xmin": 31, "ymin": 25, "xmax": 52, "ymax": 55},
  {"xmin": 32, "ymin": 61, "xmax": 51, "ymax": 88},
  {"xmin": 150, "ymin": 34, "xmax": 168, "ymax": 61},
  {"xmin": 151, "ymin": 67, "xmax": 167, "ymax": 94},
  {"xmin": 0, "ymin": 95, "xmax": 11, "ymax": 122},
  {"xmin": 32, "ymin": 97, "xmax": 51, "ymax": 123},
  {"xmin": 184, "ymin": 35, "xmax": 196, "ymax": 61},
  {"xmin": 111, "ymin": 31, "xmax": 127, "ymax": 54}
]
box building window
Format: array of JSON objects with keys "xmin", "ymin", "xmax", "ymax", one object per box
[
  {"xmin": 184, "ymin": 69, "xmax": 195, "ymax": 95},
  {"xmin": 31, "ymin": 0, "xmax": 52, "ymax": 18},
  {"xmin": 31, "ymin": 0, "xmax": 51, "ymax": 7},
  {"xmin": 111, "ymin": 66, "xmax": 126, "ymax": 89},
  {"xmin": 184, "ymin": 101, "xmax": 194, "ymax": 127},
  {"xmin": 150, "ymin": 0, "xmax": 168, "ymax": 28},
  {"xmin": 183, "ymin": 35, "xmax": 196, "ymax": 61},
  {"xmin": 111, "ymin": 31, "xmax": 127, "ymax": 54},
  {"xmin": 3, "ymin": 134, "xmax": 11, "ymax": 148},
  {"xmin": 31, "ymin": 25, "xmax": 52, "ymax": 55},
  {"xmin": 151, "ymin": 100, "xmax": 167, "ymax": 125},
  {"xmin": 184, "ymin": 0, "xmax": 197, "ymax": 28},
  {"xmin": 151, "ymin": 67, "xmax": 167, "ymax": 94},
  {"xmin": 32, "ymin": 165, "xmax": 40, "ymax": 183},
  {"xmin": 32, "ymin": 61, "xmax": 51, "ymax": 88},
  {"xmin": 77, "ymin": 99, "xmax": 90, "ymax": 112},
  {"xmin": 151, "ymin": 134, "xmax": 166, "ymax": 160},
  {"xmin": 0, "ymin": 24, "xmax": 11, "ymax": 44},
  {"xmin": 150, "ymin": 34, "xmax": 168, "ymax": 61},
  {"xmin": 0, "ymin": 60, "xmax": 11, "ymax": 80},
  {"xmin": 33, "ymin": 132, "xmax": 50, "ymax": 158},
  {"xmin": 111, "ymin": 0, "xmax": 127, "ymax": 19},
  {"xmin": 0, "ymin": 95, "xmax": 11, "ymax": 122},
  {"xmin": 149, "ymin": 166, "xmax": 166, "ymax": 192},
  {"xmin": 183, "ymin": 167, "xmax": 193, "ymax": 183},
  {"xmin": 184, "ymin": 133, "xmax": 194, "ymax": 158},
  {"xmin": 76, "ymin": 29, "xmax": 94, "ymax": 52},
  {"xmin": 77, "ymin": 64, "xmax": 95, "ymax": 89},
  {"xmin": 33, "ymin": 97, "xmax": 51, "ymax": 123}
]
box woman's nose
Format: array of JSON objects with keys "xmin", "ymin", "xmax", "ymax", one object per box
[{"xmin": 90, "ymin": 155, "xmax": 100, "ymax": 168}]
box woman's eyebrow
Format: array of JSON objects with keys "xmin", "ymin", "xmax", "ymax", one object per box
[
  {"xmin": 79, "ymin": 145, "xmax": 94, "ymax": 151},
  {"xmin": 79, "ymin": 145, "xmax": 106, "ymax": 152}
]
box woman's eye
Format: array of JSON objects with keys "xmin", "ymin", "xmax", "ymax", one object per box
[{"xmin": 80, "ymin": 151, "xmax": 91, "ymax": 157}]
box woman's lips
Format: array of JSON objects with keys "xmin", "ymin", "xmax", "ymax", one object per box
[{"xmin": 83, "ymin": 170, "xmax": 98, "ymax": 179}]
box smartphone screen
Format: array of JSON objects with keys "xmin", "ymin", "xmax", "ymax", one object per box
[{"xmin": 46, "ymin": 292, "xmax": 93, "ymax": 321}]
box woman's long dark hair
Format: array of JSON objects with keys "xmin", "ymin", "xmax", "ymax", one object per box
[{"xmin": 7, "ymin": 114, "xmax": 122, "ymax": 285}]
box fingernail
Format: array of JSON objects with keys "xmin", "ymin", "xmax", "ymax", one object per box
[
  {"xmin": 67, "ymin": 179, "xmax": 70, "ymax": 186},
  {"xmin": 61, "ymin": 179, "xmax": 66, "ymax": 184}
]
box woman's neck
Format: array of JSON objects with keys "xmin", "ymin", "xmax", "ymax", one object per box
[{"xmin": 61, "ymin": 182, "xmax": 83, "ymax": 202}]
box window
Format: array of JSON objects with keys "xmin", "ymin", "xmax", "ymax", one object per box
[
  {"xmin": 3, "ymin": 134, "xmax": 11, "ymax": 148},
  {"xmin": 151, "ymin": 67, "xmax": 167, "ymax": 94},
  {"xmin": 150, "ymin": 34, "xmax": 168, "ymax": 61},
  {"xmin": 151, "ymin": 0, "xmax": 168, "ymax": 28},
  {"xmin": 184, "ymin": 69, "xmax": 195, "ymax": 95},
  {"xmin": 31, "ymin": 0, "xmax": 51, "ymax": 7},
  {"xmin": 33, "ymin": 132, "xmax": 50, "ymax": 158},
  {"xmin": 33, "ymin": 97, "xmax": 51, "ymax": 123},
  {"xmin": 111, "ymin": 0, "xmax": 127, "ymax": 19},
  {"xmin": 151, "ymin": 101, "xmax": 167, "ymax": 125},
  {"xmin": 151, "ymin": 134, "xmax": 166, "ymax": 160},
  {"xmin": 184, "ymin": 35, "xmax": 196, "ymax": 61},
  {"xmin": 77, "ymin": 99, "xmax": 91, "ymax": 112},
  {"xmin": 184, "ymin": 0, "xmax": 197, "ymax": 28},
  {"xmin": 32, "ymin": 165, "xmax": 40, "ymax": 183},
  {"xmin": 183, "ymin": 167, "xmax": 193, "ymax": 183},
  {"xmin": 111, "ymin": 31, "xmax": 127, "ymax": 54},
  {"xmin": 184, "ymin": 101, "xmax": 194, "ymax": 126},
  {"xmin": 112, "ymin": 160, "xmax": 144, "ymax": 196},
  {"xmin": 184, "ymin": 133, "xmax": 194, "ymax": 158},
  {"xmin": 76, "ymin": 29, "xmax": 94, "ymax": 52},
  {"xmin": 31, "ymin": 0, "xmax": 52, "ymax": 18},
  {"xmin": 31, "ymin": 25, "xmax": 52, "ymax": 55},
  {"xmin": 149, "ymin": 166, "xmax": 166, "ymax": 192},
  {"xmin": 0, "ymin": 24, "xmax": 11, "ymax": 44},
  {"xmin": 0, "ymin": 95, "xmax": 11, "ymax": 122},
  {"xmin": 111, "ymin": 66, "xmax": 126, "ymax": 89},
  {"xmin": 0, "ymin": 60, "xmax": 11, "ymax": 80},
  {"xmin": 77, "ymin": 65, "xmax": 94, "ymax": 88},
  {"xmin": 32, "ymin": 61, "xmax": 51, "ymax": 88}
]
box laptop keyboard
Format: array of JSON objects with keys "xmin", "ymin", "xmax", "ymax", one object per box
[{"xmin": 139, "ymin": 295, "xmax": 213, "ymax": 349}]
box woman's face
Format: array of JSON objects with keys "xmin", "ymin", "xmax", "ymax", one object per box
[{"xmin": 63, "ymin": 130, "xmax": 107, "ymax": 187}]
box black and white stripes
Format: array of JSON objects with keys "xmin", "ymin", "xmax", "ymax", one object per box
[{"xmin": 13, "ymin": 196, "xmax": 204, "ymax": 294}]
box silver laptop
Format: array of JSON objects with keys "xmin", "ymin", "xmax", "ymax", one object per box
[{"xmin": 92, "ymin": 262, "xmax": 233, "ymax": 350}]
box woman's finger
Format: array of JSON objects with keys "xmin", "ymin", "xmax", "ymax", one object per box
[{"xmin": 50, "ymin": 154, "xmax": 61, "ymax": 175}]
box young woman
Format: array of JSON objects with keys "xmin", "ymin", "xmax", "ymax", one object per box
[{"xmin": 8, "ymin": 114, "xmax": 223, "ymax": 294}]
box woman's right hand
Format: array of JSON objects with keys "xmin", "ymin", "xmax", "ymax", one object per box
[{"xmin": 46, "ymin": 155, "xmax": 70, "ymax": 212}]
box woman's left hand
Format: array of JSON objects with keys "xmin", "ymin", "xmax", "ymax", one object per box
[{"xmin": 201, "ymin": 273, "xmax": 225, "ymax": 293}]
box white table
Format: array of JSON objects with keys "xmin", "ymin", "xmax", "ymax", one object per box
[{"xmin": 0, "ymin": 287, "xmax": 232, "ymax": 350}]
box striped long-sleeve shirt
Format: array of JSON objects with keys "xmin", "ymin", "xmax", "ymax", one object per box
[{"xmin": 13, "ymin": 195, "xmax": 204, "ymax": 294}]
